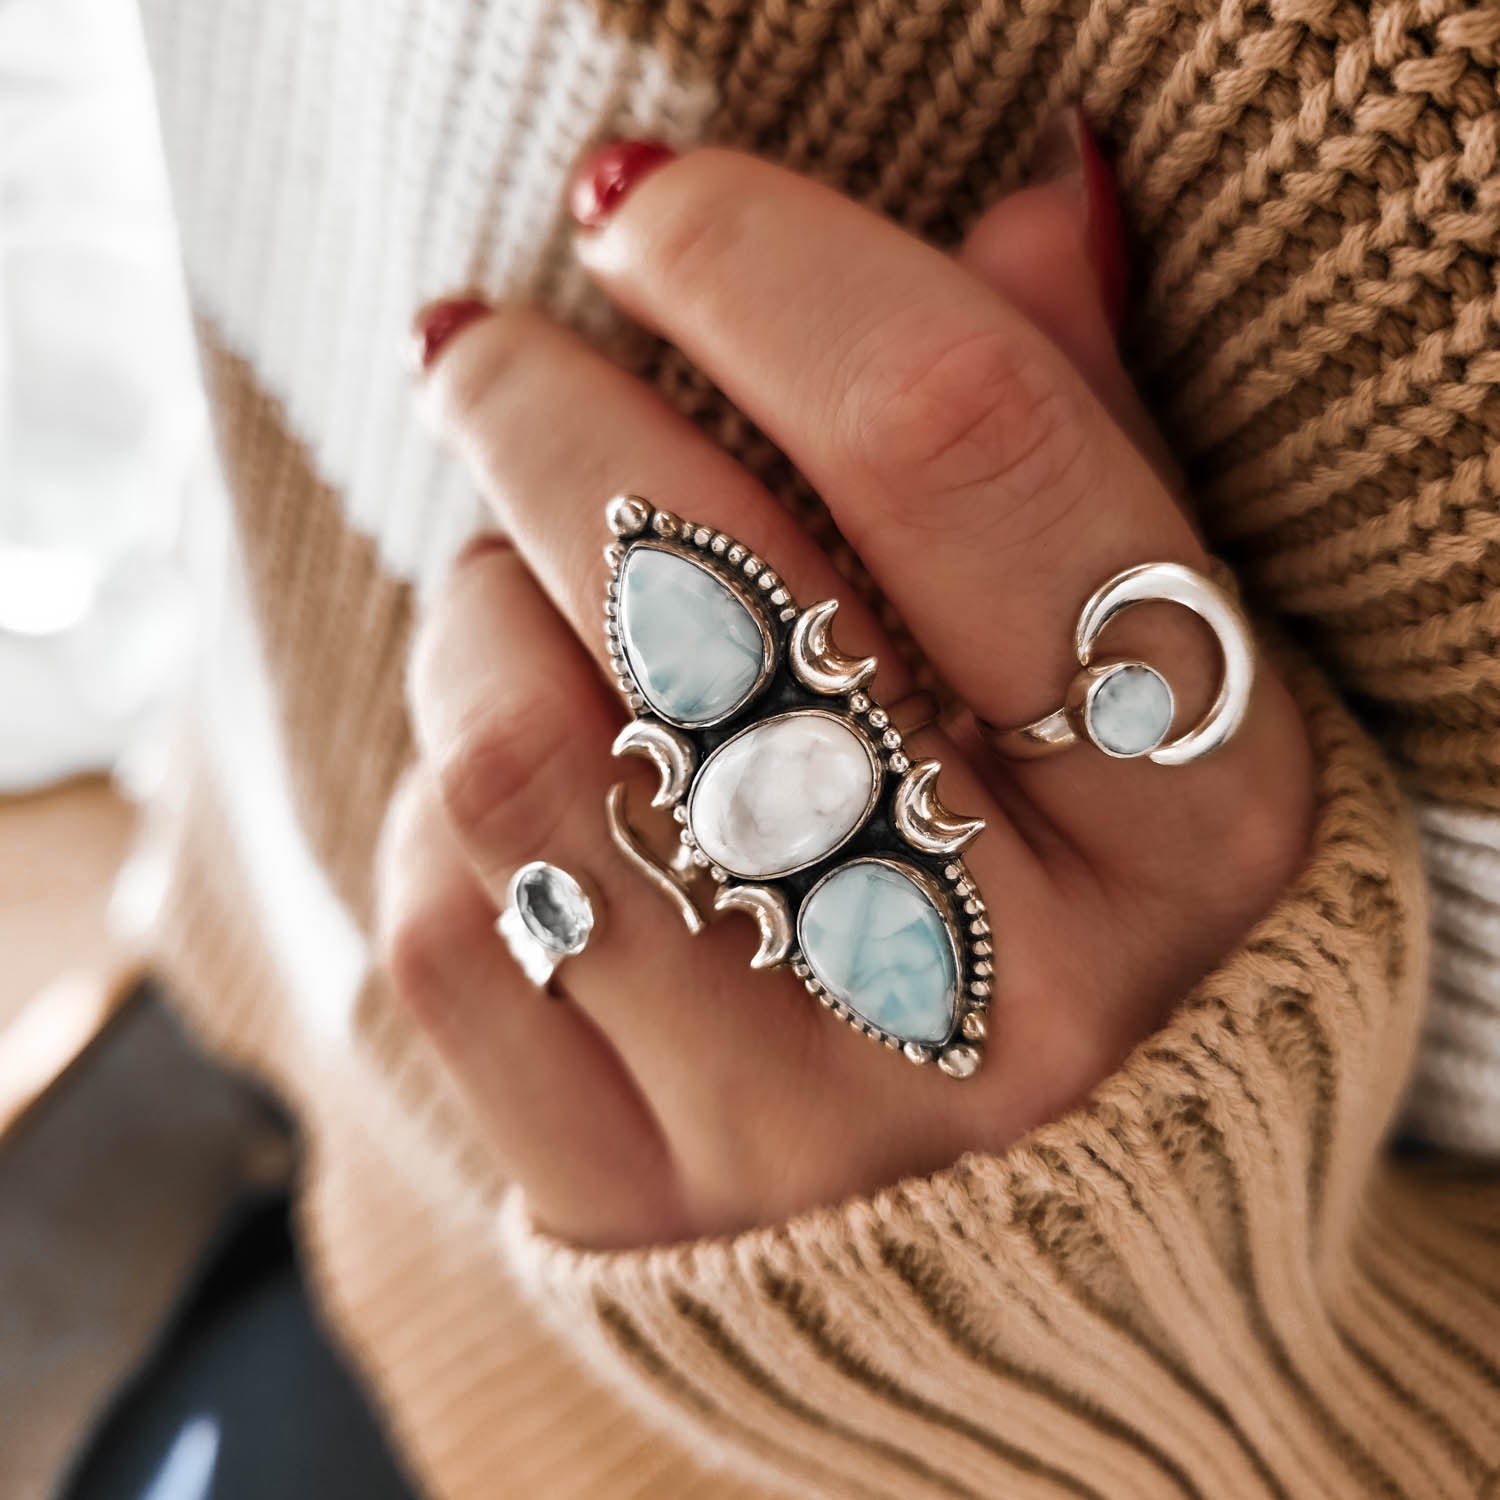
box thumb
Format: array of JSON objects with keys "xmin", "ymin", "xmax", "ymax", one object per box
[{"xmin": 958, "ymin": 111, "xmax": 1173, "ymax": 479}]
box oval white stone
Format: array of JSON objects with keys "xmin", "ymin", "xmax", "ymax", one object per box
[
  {"xmin": 798, "ymin": 859, "xmax": 959, "ymax": 1045},
  {"xmin": 687, "ymin": 711, "xmax": 877, "ymax": 880},
  {"xmin": 619, "ymin": 547, "xmax": 768, "ymax": 727}
]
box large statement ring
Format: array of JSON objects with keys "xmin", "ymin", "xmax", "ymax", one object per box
[
  {"xmin": 498, "ymin": 861, "xmax": 599, "ymax": 988},
  {"xmin": 602, "ymin": 495, "xmax": 991, "ymax": 1079},
  {"xmin": 982, "ymin": 561, "xmax": 1255, "ymax": 766}
]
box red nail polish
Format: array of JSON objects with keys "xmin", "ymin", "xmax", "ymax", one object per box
[
  {"xmin": 1076, "ymin": 116, "xmax": 1127, "ymax": 332},
  {"xmin": 453, "ymin": 531, "xmax": 515, "ymax": 570},
  {"xmin": 569, "ymin": 139, "xmax": 677, "ymax": 229},
  {"xmin": 410, "ymin": 297, "xmax": 492, "ymax": 374}
]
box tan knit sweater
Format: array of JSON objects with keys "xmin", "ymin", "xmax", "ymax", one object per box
[{"xmin": 135, "ymin": 0, "xmax": 1500, "ymax": 1496}]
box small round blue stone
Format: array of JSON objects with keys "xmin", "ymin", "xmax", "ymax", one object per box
[
  {"xmin": 798, "ymin": 859, "xmax": 959, "ymax": 1046},
  {"xmin": 619, "ymin": 548, "xmax": 767, "ymax": 727}
]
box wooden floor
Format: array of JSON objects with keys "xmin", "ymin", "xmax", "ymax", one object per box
[
  {"xmin": 0, "ymin": 777, "xmax": 136, "ymax": 1024},
  {"xmin": 0, "ymin": 777, "xmax": 140, "ymax": 1137}
]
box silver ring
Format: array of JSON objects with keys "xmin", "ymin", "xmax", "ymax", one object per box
[
  {"xmin": 601, "ymin": 493, "xmax": 991, "ymax": 1079},
  {"xmin": 981, "ymin": 561, "xmax": 1255, "ymax": 766},
  {"xmin": 497, "ymin": 861, "xmax": 599, "ymax": 989}
]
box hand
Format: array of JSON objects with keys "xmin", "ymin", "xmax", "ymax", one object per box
[{"xmin": 377, "ymin": 127, "xmax": 1314, "ymax": 1249}]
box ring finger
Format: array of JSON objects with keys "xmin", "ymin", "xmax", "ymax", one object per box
[
  {"xmin": 374, "ymin": 764, "xmax": 678, "ymax": 1246},
  {"xmin": 412, "ymin": 302, "xmax": 1064, "ymax": 1076},
  {"xmin": 407, "ymin": 538, "xmax": 871, "ymax": 1190}
]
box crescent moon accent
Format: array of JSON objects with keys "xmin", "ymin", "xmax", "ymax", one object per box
[
  {"xmin": 713, "ymin": 883, "xmax": 793, "ymax": 969},
  {"xmin": 790, "ymin": 600, "xmax": 878, "ymax": 696},
  {"xmin": 1075, "ymin": 562, "xmax": 1254, "ymax": 766},
  {"xmin": 893, "ymin": 761, "xmax": 986, "ymax": 856},
  {"xmin": 611, "ymin": 719, "xmax": 697, "ymax": 807}
]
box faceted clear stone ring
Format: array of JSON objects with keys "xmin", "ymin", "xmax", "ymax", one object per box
[
  {"xmin": 601, "ymin": 494, "xmax": 993, "ymax": 1079},
  {"xmin": 498, "ymin": 862, "xmax": 599, "ymax": 989},
  {"xmin": 979, "ymin": 561, "xmax": 1255, "ymax": 766}
]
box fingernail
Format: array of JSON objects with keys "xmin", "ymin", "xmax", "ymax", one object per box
[
  {"xmin": 409, "ymin": 296, "xmax": 492, "ymax": 374},
  {"xmin": 453, "ymin": 531, "xmax": 515, "ymax": 570},
  {"xmin": 1032, "ymin": 109, "xmax": 1127, "ymax": 332},
  {"xmin": 569, "ymin": 139, "xmax": 677, "ymax": 229}
]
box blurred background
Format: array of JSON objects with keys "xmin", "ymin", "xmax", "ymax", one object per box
[{"xmin": 2, "ymin": 3, "xmax": 297, "ymax": 1494}]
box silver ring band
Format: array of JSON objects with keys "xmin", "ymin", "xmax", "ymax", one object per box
[
  {"xmin": 601, "ymin": 494, "xmax": 991, "ymax": 1079},
  {"xmin": 981, "ymin": 560, "xmax": 1255, "ymax": 766}
]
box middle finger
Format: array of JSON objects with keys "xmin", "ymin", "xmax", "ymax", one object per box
[{"xmin": 568, "ymin": 147, "xmax": 1311, "ymax": 882}]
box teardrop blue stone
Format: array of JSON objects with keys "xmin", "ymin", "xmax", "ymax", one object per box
[
  {"xmin": 798, "ymin": 860, "xmax": 959, "ymax": 1045},
  {"xmin": 619, "ymin": 548, "xmax": 768, "ymax": 727}
]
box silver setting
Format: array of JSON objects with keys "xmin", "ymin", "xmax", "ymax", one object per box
[
  {"xmin": 498, "ymin": 861, "xmax": 598, "ymax": 989},
  {"xmin": 612, "ymin": 719, "xmax": 697, "ymax": 807},
  {"xmin": 603, "ymin": 499, "xmax": 991, "ymax": 1077},
  {"xmin": 604, "ymin": 782, "xmax": 707, "ymax": 935},
  {"xmin": 713, "ymin": 884, "xmax": 793, "ymax": 969},
  {"xmin": 893, "ymin": 760, "xmax": 985, "ymax": 855},
  {"xmin": 605, "ymin": 492, "xmax": 652, "ymax": 538},
  {"xmin": 790, "ymin": 599, "xmax": 877, "ymax": 695},
  {"xmin": 982, "ymin": 560, "xmax": 1255, "ymax": 766}
]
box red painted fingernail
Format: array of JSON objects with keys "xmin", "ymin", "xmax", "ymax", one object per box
[
  {"xmin": 1031, "ymin": 110, "xmax": 1128, "ymax": 333},
  {"xmin": 1077, "ymin": 115, "xmax": 1128, "ymax": 333},
  {"xmin": 409, "ymin": 296, "xmax": 492, "ymax": 374},
  {"xmin": 453, "ymin": 531, "xmax": 515, "ymax": 570},
  {"xmin": 569, "ymin": 139, "xmax": 677, "ymax": 229}
]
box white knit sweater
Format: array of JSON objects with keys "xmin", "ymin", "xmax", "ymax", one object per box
[{"xmin": 136, "ymin": 0, "xmax": 1500, "ymax": 1155}]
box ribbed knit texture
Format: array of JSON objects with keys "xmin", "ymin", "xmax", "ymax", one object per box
[
  {"xmin": 135, "ymin": 0, "xmax": 1500, "ymax": 1495},
  {"xmin": 506, "ymin": 654, "xmax": 1500, "ymax": 1499}
]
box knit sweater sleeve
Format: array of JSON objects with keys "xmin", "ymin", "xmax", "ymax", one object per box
[{"xmin": 500, "ymin": 650, "xmax": 1500, "ymax": 1500}]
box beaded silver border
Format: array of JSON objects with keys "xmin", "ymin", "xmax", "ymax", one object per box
[{"xmin": 603, "ymin": 495, "xmax": 990, "ymax": 1078}]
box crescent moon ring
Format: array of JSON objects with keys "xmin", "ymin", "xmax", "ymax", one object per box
[{"xmin": 981, "ymin": 561, "xmax": 1255, "ymax": 767}]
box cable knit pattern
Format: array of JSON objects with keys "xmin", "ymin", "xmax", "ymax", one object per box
[
  {"xmin": 131, "ymin": 0, "xmax": 1500, "ymax": 1494},
  {"xmin": 507, "ymin": 659, "xmax": 1500, "ymax": 1500}
]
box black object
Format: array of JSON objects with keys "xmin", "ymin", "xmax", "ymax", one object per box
[{"xmin": 57, "ymin": 1192, "xmax": 418, "ymax": 1500}]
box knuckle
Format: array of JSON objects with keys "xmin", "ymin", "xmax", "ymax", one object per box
[
  {"xmin": 845, "ymin": 326, "xmax": 1092, "ymax": 526},
  {"xmin": 437, "ymin": 702, "xmax": 571, "ymax": 862},
  {"xmin": 381, "ymin": 902, "xmax": 467, "ymax": 1033}
]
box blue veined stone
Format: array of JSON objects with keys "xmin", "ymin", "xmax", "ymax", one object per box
[
  {"xmin": 798, "ymin": 859, "xmax": 959, "ymax": 1045},
  {"xmin": 1085, "ymin": 662, "xmax": 1174, "ymax": 757},
  {"xmin": 619, "ymin": 547, "xmax": 768, "ymax": 727}
]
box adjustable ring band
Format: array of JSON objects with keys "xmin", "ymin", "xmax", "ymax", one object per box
[
  {"xmin": 980, "ymin": 561, "xmax": 1254, "ymax": 766},
  {"xmin": 497, "ymin": 861, "xmax": 600, "ymax": 989},
  {"xmin": 600, "ymin": 494, "xmax": 991, "ymax": 1079}
]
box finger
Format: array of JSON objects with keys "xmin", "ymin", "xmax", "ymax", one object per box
[
  {"xmin": 570, "ymin": 145, "xmax": 1188, "ymax": 731},
  {"xmin": 569, "ymin": 146, "xmax": 1311, "ymax": 884},
  {"xmin": 406, "ymin": 537, "xmax": 858, "ymax": 1181},
  {"xmin": 416, "ymin": 299, "xmax": 917, "ymax": 704},
  {"xmin": 956, "ymin": 111, "xmax": 1177, "ymax": 484},
  {"xmin": 403, "ymin": 548, "xmax": 1135, "ymax": 1231},
  {"xmin": 374, "ymin": 765, "xmax": 680, "ymax": 1246},
  {"xmin": 412, "ymin": 299, "xmax": 1062, "ymax": 1027}
]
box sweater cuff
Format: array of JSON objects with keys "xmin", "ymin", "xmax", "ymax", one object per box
[{"xmin": 500, "ymin": 659, "xmax": 1497, "ymax": 1500}]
